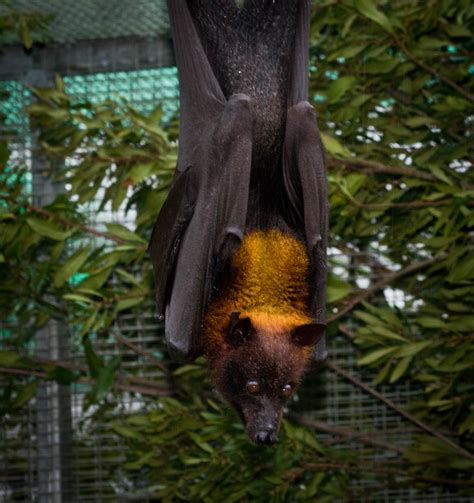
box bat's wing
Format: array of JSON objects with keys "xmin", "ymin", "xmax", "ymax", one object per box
[
  {"xmin": 283, "ymin": 102, "xmax": 328, "ymax": 363},
  {"xmin": 283, "ymin": 1, "xmax": 329, "ymax": 363},
  {"xmin": 148, "ymin": 0, "xmax": 253, "ymax": 360}
]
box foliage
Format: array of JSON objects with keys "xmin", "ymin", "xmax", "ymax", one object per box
[
  {"xmin": 104, "ymin": 364, "xmax": 352, "ymax": 503},
  {"xmin": 0, "ymin": 0, "xmax": 52, "ymax": 49},
  {"xmin": 0, "ymin": 0, "xmax": 473, "ymax": 500},
  {"xmin": 311, "ymin": 0, "xmax": 474, "ymax": 438}
]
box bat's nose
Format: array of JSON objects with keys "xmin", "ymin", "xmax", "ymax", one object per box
[{"xmin": 255, "ymin": 426, "xmax": 277, "ymax": 445}]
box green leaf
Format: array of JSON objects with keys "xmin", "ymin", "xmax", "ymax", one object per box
[
  {"xmin": 354, "ymin": 0, "xmax": 393, "ymax": 33},
  {"xmin": 373, "ymin": 359, "xmax": 391, "ymax": 384},
  {"xmin": 83, "ymin": 336, "xmax": 103, "ymax": 378},
  {"xmin": 328, "ymin": 45, "xmax": 367, "ymax": 61},
  {"xmin": 327, "ymin": 274, "xmax": 350, "ymax": 302},
  {"xmin": 54, "ymin": 245, "xmax": 90, "ymax": 287},
  {"xmin": 111, "ymin": 421, "xmax": 144, "ymax": 440},
  {"xmin": 78, "ymin": 267, "xmax": 112, "ymax": 290},
  {"xmin": 320, "ymin": 132, "xmax": 352, "ymax": 157},
  {"xmin": 404, "ymin": 116, "xmax": 436, "ymax": 128},
  {"xmin": 0, "ymin": 141, "xmax": 9, "ymax": 166},
  {"xmin": 418, "ymin": 37, "xmax": 448, "ymax": 49},
  {"xmin": 116, "ymin": 297, "xmax": 143, "ymax": 312},
  {"xmin": 189, "ymin": 432, "xmax": 215, "ymax": 454},
  {"xmin": 448, "ymin": 316, "xmax": 474, "ymax": 332},
  {"xmin": 95, "ymin": 358, "xmax": 120, "ymax": 401},
  {"xmin": 106, "ymin": 223, "xmax": 146, "ymax": 244},
  {"xmin": 116, "ymin": 268, "xmax": 144, "ymax": 288},
  {"xmin": 19, "ymin": 17, "xmax": 33, "ymax": 49},
  {"xmin": 0, "ymin": 351, "xmax": 21, "ymax": 367},
  {"xmin": 128, "ymin": 162, "xmax": 157, "ymax": 184},
  {"xmin": 326, "ymin": 76, "xmax": 357, "ymax": 102},
  {"xmin": 55, "ymin": 74, "xmax": 65, "ymax": 92},
  {"xmin": 45, "ymin": 366, "xmax": 77, "ymax": 384},
  {"xmin": 459, "ymin": 410, "xmax": 474, "ymax": 434},
  {"xmin": 13, "ymin": 381, "xmax": 39, "ymax": 408},
  {"xmin": 395, "ymin": 341, "xmax": 431, "ymax": 358},
  {"xmin": 430, "ymin": 165, "xmax": 453, "ymax": 185},
  {"xmin": 390, "ymin": 356, "xmax": 412, "ymax": 383},
  {"xmin": 111, "ymin": 184, "xmax": 128, "ymax": 212},
  {"xmin": 447, "ymin": 254, "xmax": 474, "ymax": 282},
  {"xmin": 358, "ymin": 347, "xmax": 397, "ymax": 365},
  {"xmin": 416, "ymin": 317, "xmax": 446, "ymax": 329},
  {"xmin": 444, "ymin": 24, "xmax": 471, "ymax": 38},
  {"xmin": 371, "ymin": 325, "xmax": 407, "ymax": 342},
  {"xmin": 365, "ymin": 57, "xmax": 399, "ymax": 74},
  {"xmin": 26, "ymin": 218, "xmax": 72, "ymax": 241},
  {"xmin": 63, "ymin": 293, "xmax": 95, "ymax": 304}
]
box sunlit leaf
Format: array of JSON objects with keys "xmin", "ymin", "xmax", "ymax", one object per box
[{"xmin": 26, "ymin": 218, "xmax": 72, "ymax": 241}]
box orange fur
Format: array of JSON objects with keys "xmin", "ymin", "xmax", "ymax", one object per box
[{"xmin": 202, "ymin": 229, "xmax": 313, "ymax": 360}]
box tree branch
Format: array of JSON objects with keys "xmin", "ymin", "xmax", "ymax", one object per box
[
  {"xmin": 22, "ymin": 202, "xmax": 131, "ymax": 245},
  {"xmin": 393, "ymin": 37, "xmax": 474, "ymax": 103},
  {"xmin": 325, "ymin": 360, "xmax": 474, "ymax": 462},
  {"xmin": 294, "ymin": 415, "xmax": 404, "ymax": 454},
  {"xmin": 299, "ymin": 461, "xmax": 474, "ymax": 489},
  {"xmin": 355, "ymin": 199, "xmax": 469, "ymax": 210},
  {"xmin": 329, "ymin": 254, "xmax": 446, "ymax": 323},
  {"xmin": 115, "ymin": 334, "xmax": 171, "ymax": 377},
  {"xmin": 0, "ymin": 365, "xmax": 170, "ymax": 397},
  {"xmin": 387, "ymin": 87, "xmax": 465, "ymax": 143},
  {"xmin": 329, "ymin": 156, "xmax": 436, "ymax": 181}
]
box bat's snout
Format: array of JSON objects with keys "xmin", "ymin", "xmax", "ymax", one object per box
[{"xmin": 254, "ymin": 426, "xmax": 278, "ymax": 445}]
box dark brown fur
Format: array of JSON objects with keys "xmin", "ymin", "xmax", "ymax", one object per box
[{"xmin": 202, "ymin": 231, "xmax": 323, "ymax": 443}]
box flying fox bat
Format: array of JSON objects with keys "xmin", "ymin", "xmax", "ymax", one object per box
[{"xmin": 148, "ymin": 0, "xmax": 328, "ymax": 443}]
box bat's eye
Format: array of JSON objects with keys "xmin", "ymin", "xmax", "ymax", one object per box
[
  {"xmin": 246, "ymin": 380, "xmax": 260, "ymax": 394},
  {"xmin": 281, "ymin": 384, "xmax": 293, "ymax": 397}
]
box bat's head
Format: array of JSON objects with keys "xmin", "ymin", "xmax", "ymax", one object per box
[{"xmin": 209, "ymin": 311, "xmax": 323, "ymax": 445}]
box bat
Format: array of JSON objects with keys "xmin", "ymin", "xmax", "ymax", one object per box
[{"xmin": 148, "ymin": 0, "xmax": 328, "ymax": 443}]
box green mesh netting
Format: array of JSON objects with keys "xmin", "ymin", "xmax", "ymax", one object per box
[{"xmin": 0, "ymin": 0, "xmax": 170, "ymax": 45}]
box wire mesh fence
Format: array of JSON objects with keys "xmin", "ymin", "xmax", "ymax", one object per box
[
  {"xmin": 0, "ymin": 0, "xmax": 170, "ymax": 45},
  {"xmin": 0, "ymin": 2, "xmax": 471, "ymax": 502}
]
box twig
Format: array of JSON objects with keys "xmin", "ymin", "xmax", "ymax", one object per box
[
  {"xmin": 331, "ymin": 157, "xmax": 474, "ymax": 191},
  {"xmin": 93, "ymin": 290, "xmax": 150, "ymax": 311},
  {"xmin": 0, "ymin": 367, "xmax": 45, "ymax": 379},
  {"xmin": 23, "ymin": 202, "xmax": 130, "ymax": 245},
  {"xmin": 354, "ymin": 199, "xmax": 470, "ymax": 210},
  {"xmin": 333, "ymin": 243, "xmax": 392, "ymax": 276},
  {"xmin": 115, "ymin": 334, "xmax": 170, "ymax": 375},
  {"xmin": 329, "ymin": 254, "xmax": 445, "ymax": 323},
  {"xmin": 34, "ymin": 356, "xmax": 167, "ymax": 391},
  {"xmin": 393, "ymin": 37, "xmax": 474, "ymax": 104},
  {"xmin": 338, "ymin": 325, "xmax": 357, "ymax": 339},
  {"xmin": 297, "ymin": 461, "xmax": 474, "ymax": 489},
  {"xmin": 325, "ymin": 360, "xmax": 474, "ymax": 462},
  {"xmin": 387, "ymin": 88, "xmax": 465, "ymax": 143},
  {"xmin": 294, "ymin": 415, "xmax": 404, "ymax": 454},
  {"xmin": 329, "ymin": 157, "xmax": 436, "ymax": 181},
  {"xmin": 0, "ymin": 366, "xmax": 168, "ymax": 397},
  {"xmin": 335, "ymin": 183, "xmax": 466, "ymax": 210},
  {"xmin": 4, "ymin": 194, "xmax": 146, "ymax": 246}
]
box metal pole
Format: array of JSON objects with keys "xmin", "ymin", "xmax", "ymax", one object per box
[{"xmin": 27, "ymin": 69, "xmax": 73, "ymax": 503}]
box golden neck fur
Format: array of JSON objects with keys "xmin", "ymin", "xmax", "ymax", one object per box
[{"xmin": 202, "ymin": 229, "xmax": 313, "ymax": 359}]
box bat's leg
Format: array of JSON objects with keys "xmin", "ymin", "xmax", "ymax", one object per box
[{"xmin": 283, "ymin": 101, "xmax": 329, "ymax": 363}]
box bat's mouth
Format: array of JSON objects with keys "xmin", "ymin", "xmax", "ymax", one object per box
[{"xmin": 233, "ymin": 406, "xmax": 280, "ymax": 445}]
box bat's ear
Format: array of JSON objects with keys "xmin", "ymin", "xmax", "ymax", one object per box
[
  {"xmin": 227, "ymin": 312, "xmax": 254, "ymax": 348},
  {"xmin": 291, "ymin": 323, "xmax": 325, "ymax": 347}
]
